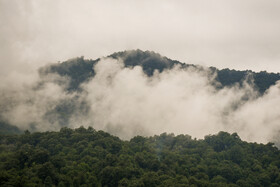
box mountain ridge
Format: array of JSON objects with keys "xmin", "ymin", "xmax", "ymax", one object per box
[{"xmin": 40, "ymin": 49, "xmax": 280, "ymax": 94}]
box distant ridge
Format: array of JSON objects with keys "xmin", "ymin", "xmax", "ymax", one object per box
[{"xmin": 40, "ymin": 49, "xmax": 280, "ymax": 93}]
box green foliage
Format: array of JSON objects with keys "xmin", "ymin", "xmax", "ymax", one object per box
[
  {"xmin": 0, "ymin": 128, "xmax": 280, "ymax": 186},
  {"xmin": 0, "ymin": 121, "xmax": 22, "ymax": 135},
  {"xmin": 216, "ymin": 68, "xmax": 280, "ymax": 94},
  {"xmin": 39, "ymin": 56, "xmax": 98, "ymax": 91},
  {"xmin": 40, "ymin": 50, "xmax": 280, "ymax": 94}
]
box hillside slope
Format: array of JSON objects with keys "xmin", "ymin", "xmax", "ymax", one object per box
[
  {"xmin": 0, "ymin": 127, "xmax": 280, "ymax": 186},
  {"xmin": 40, "ymin": 50, "xmax": 280, "ymax": 93}
]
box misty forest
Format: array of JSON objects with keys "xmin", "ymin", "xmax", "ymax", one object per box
[{"xmin": 1, "ymin": 50, "xmax": 280, "ymax": 186}]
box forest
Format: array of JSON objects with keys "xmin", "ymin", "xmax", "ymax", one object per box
[{"xmin": 1, "ymin": 127, "xmax": 280, "ymax": 187}]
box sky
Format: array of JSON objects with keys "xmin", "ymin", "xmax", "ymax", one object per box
[{"xmin": 1, "ymin": 0, "xmax": 280, "ymax": 76}]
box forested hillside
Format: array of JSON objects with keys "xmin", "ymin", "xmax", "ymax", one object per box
[
  {"xmin": 0, "ymin": 121, "xmax": 22, "ymax": 135},
  {"xmin": 40, "ymin": 50, "xmax": 280, "ymax": 93},
  {"xmin": 1, "ymin": 127, "xmax": 280, "ymax": 186},
  {"xmin": 2, "ymin": 0, "xmax": 280, "ymax": 186}
]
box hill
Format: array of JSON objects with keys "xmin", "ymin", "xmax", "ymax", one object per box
[
  {"xmin": 0, "ymin": 127, "xmax": 280, "ymax": 186},
  {"xmin": 40, "ymin": 49, "xmax": 280, "ymax": 93}
]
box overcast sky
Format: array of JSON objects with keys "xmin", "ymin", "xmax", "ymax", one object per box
[{"xmin": 1, "ymin": 0, "xmax": 280, "ymax": 75}]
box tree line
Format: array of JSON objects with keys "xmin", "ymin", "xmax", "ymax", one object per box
[{"xmin": 1, "ymin": 127, "xmax": 280, "ymax": 186}]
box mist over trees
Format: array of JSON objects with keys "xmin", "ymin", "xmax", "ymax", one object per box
[
  {"xmin": 40, "ymin": 50, "xmax": 280, "ymax": 93},
  {"xmin": 1, "ymin": 50, "xmax": 280, "ymax": 145},
  {"xmin": 2, "ymin": 0, "xmax": 280, "ymax": 186},
  {"xmin": 1, "ymin": 127, "xmax": 280, "ymax": 186},
  {"xmin": 1, "ymin": 50, "xmax": 280, "ymax": 186}
]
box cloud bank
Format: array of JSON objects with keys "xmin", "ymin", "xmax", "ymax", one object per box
[
  {"xmin": 1, "ymin": 57, "xmax": 280, "ymax": 146},
  {"xmin": 1, "ymin": 0, "xmax": 280, "ymax": 75}
]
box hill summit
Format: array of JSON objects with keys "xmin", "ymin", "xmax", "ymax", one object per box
[{"xmin": 40, "ymin": 49, "xmax": 280, "ymax": 93}]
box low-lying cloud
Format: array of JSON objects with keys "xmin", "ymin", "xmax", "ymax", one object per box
[
  {"xmin": 1, "ymin": 57, "xmax": 280, "ymax": 146},
  {"xmin": 82, "ymin": 58, "xmax": 259, "ymax": 140}
]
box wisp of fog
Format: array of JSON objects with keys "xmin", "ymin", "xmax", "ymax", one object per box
[{"xmin": 1, "ymin": 57, "xmax": 280, "ymax": 145}]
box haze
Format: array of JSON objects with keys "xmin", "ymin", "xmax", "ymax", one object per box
[{"xmin": 1, "ymin": 0, "xmax": 280, "ymax": 77}]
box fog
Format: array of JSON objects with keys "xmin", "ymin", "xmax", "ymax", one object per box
[{"xmin": 1, "ymin": 57, "xmax": 280, "ymax": 146}]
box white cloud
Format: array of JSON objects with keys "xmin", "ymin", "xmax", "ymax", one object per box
[
  {"xmin": 1, "ymin": 56, "xmax": 280, "ymax": 145},
  {"xmin": 82, "ymin": 58, "xmax": 278, "ymax": 143}
]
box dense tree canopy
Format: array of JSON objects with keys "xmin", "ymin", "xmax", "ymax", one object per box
[
  {"xmin": 1, "ymin": 127, "xmax": 280, "ymax": 186},
  {"xmin": 0, "ymin": 121, "xmax": 22, "ymax": 135},
  {"xmin": 40, "ymin": 50, "xmax": 280, "ymax": 94}
]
